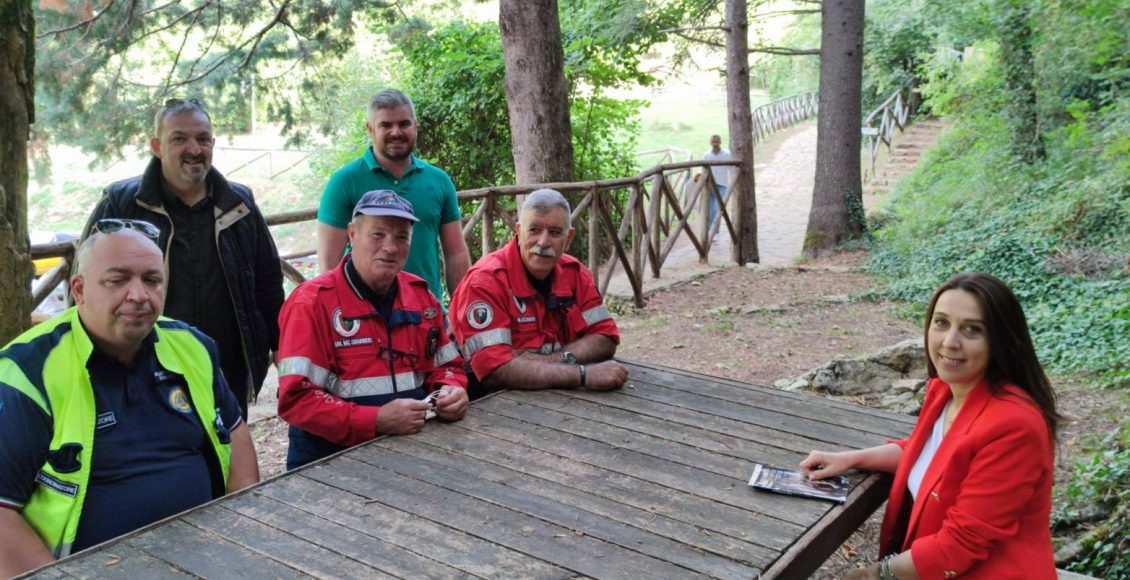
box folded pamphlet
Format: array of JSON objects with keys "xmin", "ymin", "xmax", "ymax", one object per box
[{"xmin": 748, "ymin": 463, "xmax": 849, "ymax": 504}]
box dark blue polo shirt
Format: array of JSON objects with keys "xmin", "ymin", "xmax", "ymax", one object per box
[{"xmin": 0, "ymin": 329, "xmax": 242, "ymax": 552}]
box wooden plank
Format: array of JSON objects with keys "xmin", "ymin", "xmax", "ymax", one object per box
[
  {"xmin": 624, "ymin": 363, "xmax": 914, "ymax": 437},
  {"xmin": 461, "ymin": 198, "xmax": 488, "ymax": 239},
  {"xmin": 659, "ymin": 176, "xmax": 706, "ymax": 263},
  {"xmin": 306, "ymin": 456, "xmax": 700, "ymax": 580},
  {"xmin": 631, "ymin": 183, "xmax": 645, "ymax": 286},
  {"xmin": 182, "ymin": 505, "xmax": 392, "ymax": 579},
  {"xmin": 406, "ymin": 422, "xmax": 801, "ymax": 552},
  {"xmin": 375, "ymin": 436, "xmax": 779, "ymax": 568},
  {"xmin": 646, "ymin": 176, "xmax": 663, "ymax": 278},
  {"xmin": 554, "ymin": 385, "xmax": 845, "ymax": 455},
  {"xmin": 454, "ymin": 407, "xmax": 825, "ymax": 527},
  {"xmin": 484, "ymin": 394, "xmax": 789, "ymax": 482},
  {"xmin": 597, "ymin": 196, "xmax": 644, "ymax": 307},
  {"xmin": 588, "ymin": 186, "xmax": 600, "ymax": 289},
  {"xmin": 614, "ymin": 377, "xmax": 905, "ymax": 449},
  {"xmin": 257, "ymin": 474, "xmax": 561, "ymax": 579},
  {"xmin": 624, "ymin": 359, "xmax": 917, "ymax": 426},
  {"xmin": 24, "ymin": 568, "xmax": 72, "ymax": 580},
  {"xmin": 123, "ymin": 519, "xmax": 311, "ymax": 578},
  {"xmin": 350, "ymin": 444, "xmax": 764, "ymax": 579},
  {"xmin": 279, "ymin": 259, "xmax": 306, "ymax": 286},
  {"xmin": 220, "ymin": 491, "xmax": 472, "ymax": 579},
  {"xmin": 496, "ymin": 390, "xmax": 804, "ymax": 467},
  {"xmin": 56, "ymin": 544, "xmax": 195, "ymax": 579},
  {"xmin": 762, "ymin": 473, "xmax": 894, "ymax": 579},
  {"xmin": 31, "ymin": 260, "xmax": 70, "ymax": 310},
  {"xmin": 625, "ymin": 365, "xmax": 913, "ymax": 436}
]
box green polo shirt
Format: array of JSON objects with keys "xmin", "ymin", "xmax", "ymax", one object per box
[{"xmin": 319, "ymin": 148, "xmax": 462, "ymax": 305}]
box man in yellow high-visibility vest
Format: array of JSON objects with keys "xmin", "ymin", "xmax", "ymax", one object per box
[{"xmin": 0, "ymin": 222, "xmax": 259, "ymax": 576}]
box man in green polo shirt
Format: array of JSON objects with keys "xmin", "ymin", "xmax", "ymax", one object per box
[{"xmin": 317, "ymin": 89, "xmax": 471, "ymax": 309}]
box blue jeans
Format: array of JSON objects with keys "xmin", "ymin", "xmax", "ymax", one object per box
[{"xmin": 709, "ymin": 185, "xmax": 727, "ymax": 229}]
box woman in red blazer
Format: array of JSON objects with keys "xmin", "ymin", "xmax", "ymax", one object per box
[{"xmin": 801, "ymin": 273, "xmax": 1064, "ymax": 579}]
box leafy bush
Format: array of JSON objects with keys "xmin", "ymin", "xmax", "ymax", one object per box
[
  {"xmin": 868, "ymin": 12, "xmax": 1129, "ymax": 573},
  {"xmin": 1063, "ymin": 419, "xmax": 1130, "ymax": 579},
  {"xmin": 400, "ymin": 21, "xmax": 514, "ymax": 190},
  {"xmin": 868, "ymin": 43, "xmax": 1130, "ymax": 387}
]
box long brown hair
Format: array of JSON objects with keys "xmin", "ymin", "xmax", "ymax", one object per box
[{"xmin": 923, "ymin": 272, "xmax": 1065, "ymax": 440}]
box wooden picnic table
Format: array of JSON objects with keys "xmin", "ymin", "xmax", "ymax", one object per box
[{"xmin": 27, "ymin": 360, "xmax": 914, "ymax": 579}]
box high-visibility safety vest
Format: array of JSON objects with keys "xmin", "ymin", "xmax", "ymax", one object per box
[{"xmin": 0, "ymin": 307, "xmax": 231, "ymax": 558}]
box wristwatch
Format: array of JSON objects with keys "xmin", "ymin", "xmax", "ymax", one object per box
[{"xmin": 562, "ymin": 351, "xmax": 577, "ymax": 364}]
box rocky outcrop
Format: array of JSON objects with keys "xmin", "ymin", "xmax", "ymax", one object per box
[{"xmin": 775, "ymin": 338, "xmax": 928, "ymax": 414}]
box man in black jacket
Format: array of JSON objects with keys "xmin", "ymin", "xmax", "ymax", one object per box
[{"xmin": 83, "ymin": 98, "xmax": 285, "ymax": 418}]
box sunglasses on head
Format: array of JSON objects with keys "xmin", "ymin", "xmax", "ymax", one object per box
[
  {"xmin": 93, "ymin": 218, "xmax": 161, "ymax": 240},
  {"xmin": 164, "ymin": 97, "xmax": 207, "ymax": 110}
]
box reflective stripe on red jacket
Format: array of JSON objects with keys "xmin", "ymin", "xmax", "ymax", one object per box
[
  {"xmin": 449, "ymin": 238, "xmax": 619, "ymax": 380},
  {"xmin": 277, "ymin": 258, "xmax": 465, "ymax": 458}
]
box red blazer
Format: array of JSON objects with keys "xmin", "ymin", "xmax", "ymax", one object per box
[{"xmin": 880, "ymin": 378, "xmax": 1056, "ymax": 579}]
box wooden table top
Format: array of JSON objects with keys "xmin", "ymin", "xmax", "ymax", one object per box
[{"xmin": 28, "ymin": 360, "xmax": 914, "ymax": 579}]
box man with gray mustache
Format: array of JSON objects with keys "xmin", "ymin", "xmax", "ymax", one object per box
[
  {"xmin": 450, "ymin": 189, "xmax": 628, "ymax": 400},
  {"xmin": 83, "ymin": 98, "xmax": 284, "ymax": 420}
]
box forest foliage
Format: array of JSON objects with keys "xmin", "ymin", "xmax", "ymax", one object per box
[{"xmin": 862, "ymin": 0, "xmax": 1129, "ymax": 575}]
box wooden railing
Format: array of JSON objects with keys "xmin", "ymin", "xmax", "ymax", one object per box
[
  {"xmin": 27, "ymin": 160, "xmax": 740, "ymax": 311},
  {"xmin": 28, "ymin": 90, "xmax": 836, "ymax": 314},
  {"xmin": 862, "ymin": 83, "xmax": 917, "ymax": 181},
  {"xmin": 455, "ymin": 160, "xmax": 742, "ymax": 307},
  {"xmin": 752, "ymin": 92, "xmax": 818, "ymax": 145}
]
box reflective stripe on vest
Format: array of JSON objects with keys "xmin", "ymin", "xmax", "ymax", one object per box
[
  {"xmin": 2, "ymin": 308, "xmax": 229, "ymax": 558},
  {"xmin": 462, "ymin": 328, "xmax": 511, "ymax": 356},
  {"xmin": 432, "ymin": 342, "xmax": 460, "ymax": 368},
  {"xmin": 279, "ymin": 357, "xmax": 425, "ymax": 398},
  {"xmin": 582, "ymin": 305, "xmax": 611, "ymax": 326}
]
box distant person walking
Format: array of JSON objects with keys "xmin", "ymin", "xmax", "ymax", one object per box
[
  {"xmin": 701, "ymin": 134, "xmax": 731, "ymax": 228},
  {"xmin": 83, "ymin": 98, "xmax": 285, "ymax": 419},
  {"xmin": 317, "ymin": 89, "xmax": 471, "ymax": 312}
]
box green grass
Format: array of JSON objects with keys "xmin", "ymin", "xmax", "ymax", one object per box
[{"xmin": 634, "ymin": 88, "xmax": 772, "ymax": 170}]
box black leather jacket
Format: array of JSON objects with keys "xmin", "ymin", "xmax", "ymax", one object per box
[{"xmin": 84, "ymin": 157, "xmax": 284, "ymax": 394}]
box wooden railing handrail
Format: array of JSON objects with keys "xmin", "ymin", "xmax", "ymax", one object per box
[
  {"xmin": 751, "ymin": 91, "xmax": 818, "ymax": 146},
  {"xmin": 862, "ymin": 82, "xmax": 918, "ymax": 181},
  {"xmin": 26, "ymin": 159, "xmax": 744, "ymax": 311},
  {"xmin": 24, "ymin": 86, "xmax": 917, "ymax": 315},
  {"xmin": 457, "ymin": 159, "xmax": 738, "ymax": 199}
]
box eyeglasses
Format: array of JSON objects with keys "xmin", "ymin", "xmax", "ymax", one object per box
[
  {"xmin": 378, "ymin": 345, "xmax": 419, "ymax": 368},
  {"xmin": 93, "ymin": 218, "xmax": 161, "ymax": 240},
  {"xmin": 164, "ymin": 97, "xmax": 207, "ymax": 111}
]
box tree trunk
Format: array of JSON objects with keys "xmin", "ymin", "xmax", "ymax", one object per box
[
  {"xmin": 0, "ymin": 0, "xmax": 35, "ymax": 344},
  {"xmin": 804, "ymin": 0, "xmax": 867, "ymax": 257},
  {"xmin": 499, "ymin": 0, "xmax": 575, "ymax": 185},
  {"xmin": 998, "ymin": 0, "xmax": 1044, "ymax": 163},
  {"xmin": 726, "ymin": 0, "xmax": 759, "ymax": 265}
]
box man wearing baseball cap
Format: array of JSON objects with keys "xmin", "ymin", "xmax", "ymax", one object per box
[{"xmin": 277, "ymin": 190, "xmax": 468, "ymax": 470}]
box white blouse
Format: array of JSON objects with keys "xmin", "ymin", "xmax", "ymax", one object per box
[{"xmin": 908, "ymin": 400, "xmax": 951, "ymax": 500}]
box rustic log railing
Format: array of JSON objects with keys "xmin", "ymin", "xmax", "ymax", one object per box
[
  {"xmin": 752, "ymin": 91, "xmax": 818, "ymax": 145},
  {"xmin": 862, "ymin": 83, "xmax": 917, "ymax": 181},
  {"xmin": 27, "ymin": 89, "xmax": 839, "ymax": 315},
  {"xmin": 454, "ymin": 160, "xmax": 742, "ymax": 307},
  {"xmin": 27, "ymin": 160, "xmax": 741, "ymax": 311}
]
